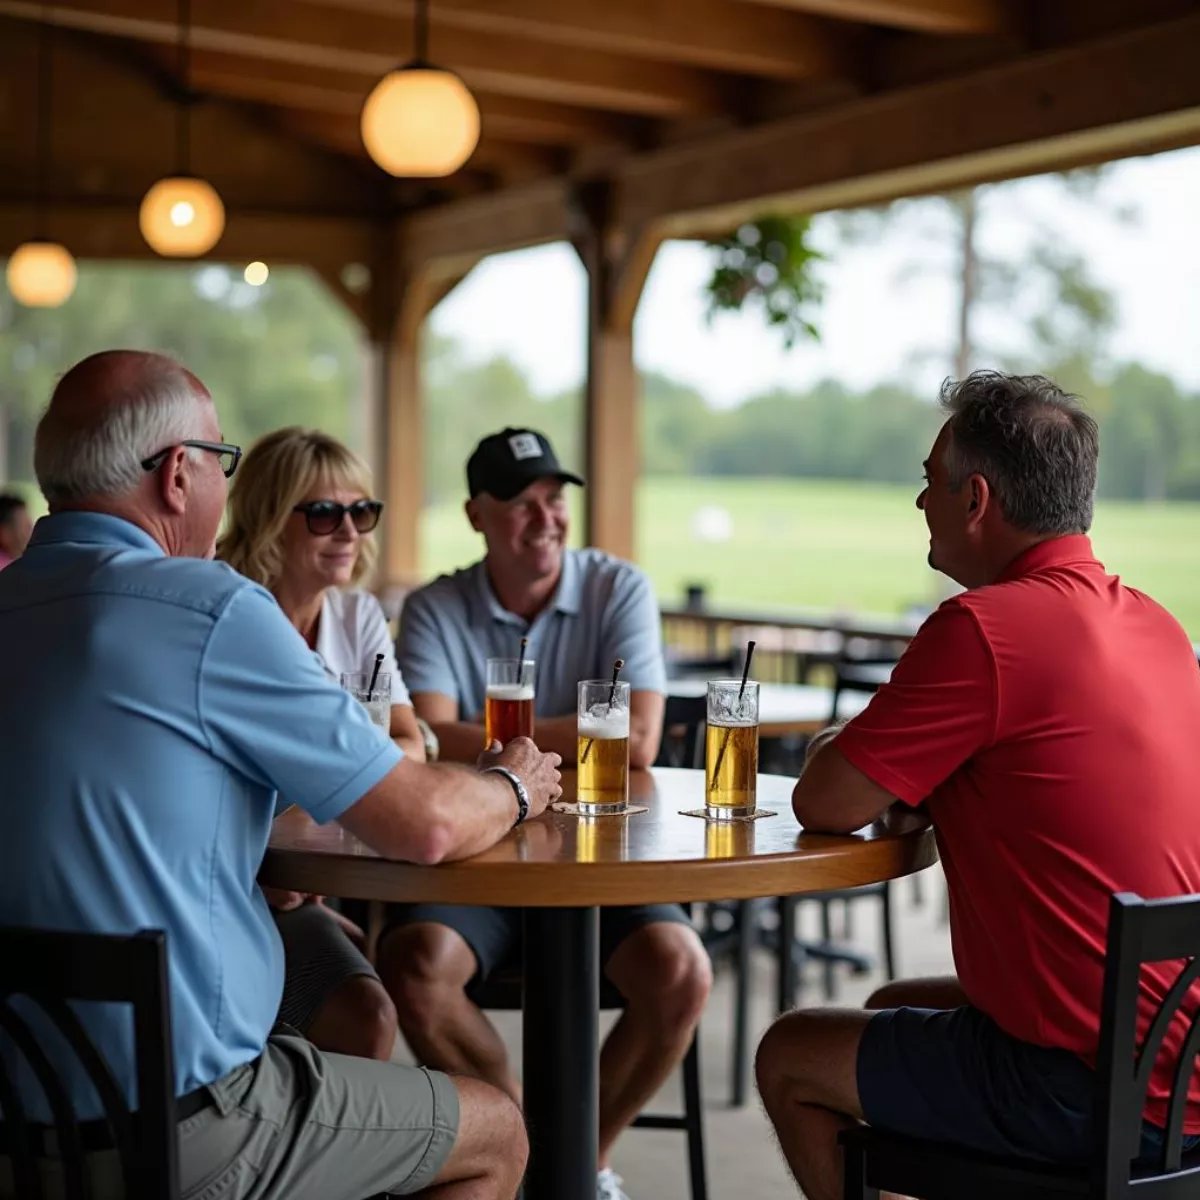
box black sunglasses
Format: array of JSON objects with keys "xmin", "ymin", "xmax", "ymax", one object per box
[
  {"xmin": 293, "ymin": 499, "xmax": 384, "ymax": 536},
  {"xmin": 141, "ymin": 440, "xmax": 242, "ymax": 478}
]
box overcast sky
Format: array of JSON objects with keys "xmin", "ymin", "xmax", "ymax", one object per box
[{"xmin": 431, "ymin": 145, "xmax": 1200, "ymax": 409}]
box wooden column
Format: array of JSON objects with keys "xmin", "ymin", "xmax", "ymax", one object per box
[
  {"xmin": 573, "ymin": 180, "xmax": 662, "ymax": 561},
  {"xmin": 360, "ymin": 245, "xmax": 474, "ymax": 589}
]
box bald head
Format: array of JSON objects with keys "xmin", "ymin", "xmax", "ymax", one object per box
[{"xmin": 35, "ymin": 350, "xmax": 212, "ymax": 507}]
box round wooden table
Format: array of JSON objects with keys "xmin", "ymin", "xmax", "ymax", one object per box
[{"xmin": 263, "ymin": 768, "xmax": 935, "ymax": 1200}]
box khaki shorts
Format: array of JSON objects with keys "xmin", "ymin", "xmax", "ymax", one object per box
[{"xmin": 0, "ymin": 1033, "xmax": 460, "ymax": 1200}]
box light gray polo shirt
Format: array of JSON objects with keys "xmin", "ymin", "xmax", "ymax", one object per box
[{"xmin": 396, "ymin": 548, "xmax": 666, "ymax": 719}]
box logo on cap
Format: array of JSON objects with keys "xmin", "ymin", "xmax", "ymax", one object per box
[{"xmin": 508, "ymin": 433, "xmax": 542, "ymax": 461}]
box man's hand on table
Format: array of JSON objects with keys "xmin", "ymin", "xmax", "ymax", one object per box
[{"xmin": 479, "ymin": 736, "xmax": 563, "ymax": 821}]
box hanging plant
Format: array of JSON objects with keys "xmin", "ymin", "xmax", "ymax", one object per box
[{"xmin": 703, "ymin": 215, "xmax": 825, "ymax": 349}]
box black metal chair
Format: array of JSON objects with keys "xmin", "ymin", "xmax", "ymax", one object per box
[
  {"xmin": 841, "ymin": 891, "xmax": 1200, "ymax": 1200},
  {"xmin": 468, "ymin": 969, "xmax": 708, "ymax": 1200},
  {"xmin": 659, "ymin": 693, "xmax": 708, "ymax": 769},
  {"xmin": 0, "ymin": 926, "xmax": 179, "ymax": 1200}
]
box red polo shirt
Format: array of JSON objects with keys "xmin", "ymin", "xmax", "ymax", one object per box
[{"xmin": 837, "ymin": 535, "xmax": 1200, "ymax": 1131}]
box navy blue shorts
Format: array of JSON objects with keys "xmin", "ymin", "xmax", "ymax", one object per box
[
  {"xmin": 858, "ymin": 1005, "xmax": 1200, "ymax": 1164},
  {"xmin": 381, "ymin": 903, "xmax": 691, "ymax": 985}
]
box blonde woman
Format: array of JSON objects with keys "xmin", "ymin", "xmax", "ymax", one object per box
[{"xmin": 219, "ymin": 426, "xmax": 422, "ymax": 1061}]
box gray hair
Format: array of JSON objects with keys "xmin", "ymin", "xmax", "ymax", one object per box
[
  {"xmin": 34, "ymin": 357, "xmax": 209, "ymax": 505},
  {"xmin": 939, "ymin": 371, "xmax": 1099, "ymax": 536}
]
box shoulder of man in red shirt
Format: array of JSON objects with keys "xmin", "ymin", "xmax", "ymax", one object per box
[{"xmin": 794, "ymin": 532, "xmax": 1199, "ymax": 832}]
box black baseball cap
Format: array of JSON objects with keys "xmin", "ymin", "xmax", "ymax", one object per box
[{"xmin": 466, "ymin": 428, "xmax": 585, "ymax": 502}]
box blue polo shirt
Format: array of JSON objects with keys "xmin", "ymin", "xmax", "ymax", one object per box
[
  {"xmin": 0, "ymin": 513, "xmax": 402, "ymax": 1114},
  {"xmin": 397, "ymin": 548, "xmax": 666, "ymax": 718}
]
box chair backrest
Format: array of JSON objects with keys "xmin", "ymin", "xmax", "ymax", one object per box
[
  {"xmin": 1092, "ymin": 893, "xmax": 1200, "ymax": 1198},
  {"xmin": 657, "ymin": 694, "xmax": 708, "ymax": 769},
  {"xmin": 829, "ymin": 654, "xmax": 896, "ymax": 723},
  {"xmin": 0, "ymin": 927, "xmax": 179, "ymax": 1200}
]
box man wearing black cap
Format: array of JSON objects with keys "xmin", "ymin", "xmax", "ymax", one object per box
[{"xmin": 384, "ymin": 427, "xmax": 711, "ymax": 1200}]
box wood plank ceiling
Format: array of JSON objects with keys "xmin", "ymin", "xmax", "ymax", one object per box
[{"xmin": 1, "ymin": 0, "xmax": 1199, "ymax": 246}]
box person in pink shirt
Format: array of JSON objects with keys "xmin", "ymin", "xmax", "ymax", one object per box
[{"xmin": 0, "ymin": 493, "xmax": 32, "ymax": 569}]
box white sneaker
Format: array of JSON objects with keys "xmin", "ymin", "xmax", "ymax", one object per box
[{"xmin": 597, "ymin": 1167, "xmax": 631, "ymax": 1200}]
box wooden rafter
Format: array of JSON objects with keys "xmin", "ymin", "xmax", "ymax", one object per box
[
  {"xmin": 734, "ymin": 0, "xmax": 1011, "ymax": 37},
  {"xmin": 154, "ymin": 48, "xmax": 649, "ymax": 147},
  {"xmin": 399, "ymin": 10, "xmax": 1200, "ymax": 264},
  {"xmin": 294, "ymin": 0, "xmax": 855, "ymax": 80},
  {"xmin": 0, "ymin": 0, "xmax": 740, "ymax": 116}
]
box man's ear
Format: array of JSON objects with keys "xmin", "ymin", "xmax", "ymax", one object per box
[
  {"xmin": 157, "ymin": 446, "xmax": 190, "ymax": 516},
  {"xmin": 966, "ymin": 472, "xmax": 991, "ymax": 528},
  {"xmin": 465, "ymin": 498, "xmax": 484, "ymax": 534}
]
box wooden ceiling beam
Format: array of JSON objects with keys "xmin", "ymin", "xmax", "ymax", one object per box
[
  {"xmin": 165, "ymin": 49, "xmax": 647, "ymax": 145},
  {"xmin": 734, "ymin": 0, "xmax": 1011, "ymax": 37},
  {"xmin": 616, "ymin": 10, "xmax": 1200, "ymax": 233},
  {"xmin": 296, "ymin": 0, "xmax": 854, "ymax": 80},
  {"xmin": 0, "ymin": 0, "xmax": 733, "ymax": 116},
  {"xmin": 401, "ymin": 11, "xmax": 1200, "ymax": 264}
]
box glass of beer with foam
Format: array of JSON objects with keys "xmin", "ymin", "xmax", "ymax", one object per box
[
  {"xmin": 577, "ymin": 679, "xmax": 631, "ymax": 816},
  {"xmin": 705, "ymin": 679, "xmax": 759, "ymax": 819},
  {"xmin": 484, "ymin": 657, "xmax": 536, "ymax": 747}
]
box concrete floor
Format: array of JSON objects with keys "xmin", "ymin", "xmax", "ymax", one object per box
[{"xmin": 391, "ymin": 863, "xmax": 955, "ymax": 1200}]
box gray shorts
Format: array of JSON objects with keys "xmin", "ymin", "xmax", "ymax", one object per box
[
  {"xmin": 0, "ymin": 1033, "xmax": 460, "ymax": 1200},
  {"xmin": 275, "ymin": 903, "xmax": 379, "ymax": 1032}
]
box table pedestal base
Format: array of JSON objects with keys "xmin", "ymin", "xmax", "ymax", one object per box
[{"xmin": 523, "ymin": 907, "xmax": 599, "ymax": 1200}]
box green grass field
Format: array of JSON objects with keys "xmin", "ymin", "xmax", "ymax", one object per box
[{"xmin": 422, "ymin": 476, "xmax": 1200, "ymax": 635}]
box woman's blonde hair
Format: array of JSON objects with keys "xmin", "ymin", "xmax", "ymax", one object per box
[{"xmin": 217, "ymin": 427, "xmax": 379, "ymax": 591}]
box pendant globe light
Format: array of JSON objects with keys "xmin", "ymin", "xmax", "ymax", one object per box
[
  {"xmin": 361, "ymin": 0, "xmax": 480, "ymax": 177},
  {"xmin": 139, "ymin": 0, "xmax": 224, "ymax": 257},
  {"xmin": 6, "ymin": 8, "xmax": 77, "ymax": 309}
]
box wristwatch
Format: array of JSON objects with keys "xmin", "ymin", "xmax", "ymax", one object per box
[{"xmin": 482, "ymin": 765, "xmax": 530, "ymax": 826}]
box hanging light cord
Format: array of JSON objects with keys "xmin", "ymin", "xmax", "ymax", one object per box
[
  {"xmin": 413, "ymin": 0, "xmax": 429, "ymax": 64},
  {"xmin": 34, "ymin": 3, "xmax": 53, "ymax": 239},
  {"xmin": 176, "ymin": 0, "xmax": 192, "ymax": 175}
]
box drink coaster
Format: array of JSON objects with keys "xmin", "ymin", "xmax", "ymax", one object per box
[
  {"xmin": 551, "ymin": 803, "xmax": 649, "ymax": 817},
  {"xmin": 678, "ymin": 808, "xmax": 777, "ymax": 822}
]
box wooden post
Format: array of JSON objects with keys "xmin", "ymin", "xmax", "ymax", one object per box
[
  {"xmin": 355, "ymin": 241, "xmax": 476, "ymax": 591},
  {"xmin": 573, "ymin": 180, "xmax": 662, "ymax": 561}
]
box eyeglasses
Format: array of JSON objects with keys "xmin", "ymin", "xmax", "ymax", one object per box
[
  {"xmin": 141, "ymin": 440, "xmax": 242, "ymax": 478},
  {"xmin": 293, "ymin": 499, "xmax": 384, "ymax": 536}
]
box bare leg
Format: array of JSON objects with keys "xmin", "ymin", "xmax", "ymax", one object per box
[
  {"xmin": 866, "ymin": 976, "xmax": 966, "ymax": 1011},
  {"xmin": 756, "ymin": 1008, "xmax": 871, "ymax": 1200},
  {"xmin": 377, "ymin": 923, "xmax": 521, "ymax": 1103},
  {"xmin": 599, "ymin": 923, "xmax": 713, "ymax": 1167},
  {"xmin": 304, "ymin": 975, "xmax": 398, "ymax": 1061},
  {"xmin": 423, "ymin": 1076, "xmax": 529, "ymax": 1199}
]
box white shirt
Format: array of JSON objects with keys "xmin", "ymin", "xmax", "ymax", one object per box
[{"xmin": 315, "ymin": 588, "xmax": 412, "ymax": 707}]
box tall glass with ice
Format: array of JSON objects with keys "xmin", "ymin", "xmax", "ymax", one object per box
[
  {"xmin": 485, "ymin": 657, "xmax": 536, "ymax": 747},
  {"xmin": 705, "ymin": 679, "xmax": 759, "ymax": 818},
  {"xmin": 341, "ymin": 671, "xmax": 391, "ymax": 733},
  {"xmin": 576, "ymin": 679, "xmax": 630, "ymax": 816}
]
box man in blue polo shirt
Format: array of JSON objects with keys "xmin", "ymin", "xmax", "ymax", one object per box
[
  {"xmin": 387, "ymin": 428, "xmax": 712, "ymax": 1200},
  {"xmin": 0, "ymin": 353, "xmax": 562, "ymax": 1200}
]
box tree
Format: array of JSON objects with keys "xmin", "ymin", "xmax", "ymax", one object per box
[
  {"xmin": 0, "ymin": 263, "xmax": 364, "ymax": 483},
  {"xmin": 702, "ymin": 216, "xmax": 825, "ymax": 349}
]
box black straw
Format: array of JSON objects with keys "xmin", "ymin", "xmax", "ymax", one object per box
[
  {"xmin": 581, "ymin": 658, "xmax": 624, "ymax": 764},
  {"xmin": 367, "ymin": 652, "xmax": 385, "ymax": 701},
  {"xmin": 709, "ymin": 640, "xmax": 756, "ymax": 792},
  {"xmin": 516, "ymin": 637, "xmax": 529, "ymax": 687}
]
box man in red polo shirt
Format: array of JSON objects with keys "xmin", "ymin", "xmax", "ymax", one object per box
[{"xmin": 756, "ymin": 372, "xmax": 1200, "ymax": 1200}]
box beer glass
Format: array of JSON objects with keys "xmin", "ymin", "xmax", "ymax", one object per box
[
  {"xmin": 705, "ymin": 679, "xmax": 759, "ymax": 818},
  {"xmin": 484, "ymin": 657, "xmax": 536, "ymax": 747},
  {"xmin": 577, "ymin": 679, "xmax": 630, "ymax": 816},
  {"xmin": 341, "ymin": 671, "xmax": 391, "ymax": 733}
]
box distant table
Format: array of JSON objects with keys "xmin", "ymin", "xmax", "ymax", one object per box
[
  {"xmin": 263, "ymin": 768, "xmax": 935, "ymax": 1200},
  {"xmin": 666, "ymin": 680, "xmax": 871, "ymax": 736}
]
